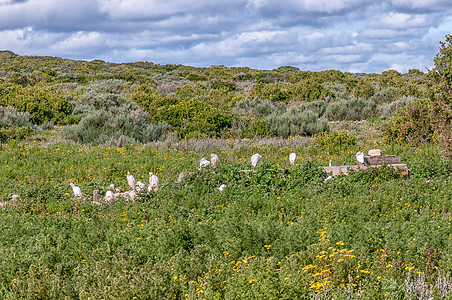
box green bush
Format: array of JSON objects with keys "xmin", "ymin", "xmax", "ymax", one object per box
[
  {"xmin": 267, "ymin": 106, "xmax": 328, "ymax": 137},
  {"xmin": 384, "ymin": 99, "xmax": 436, "ymax": 145},
  {"xmin": 0, "ymin": 105, "xmax": 33, "ymax": 128},
  {"xmin": 150, "ymin": 98, "xmax": 232, "ymax": 138},
  {"xmin": 0, "ymin": 85, "xmax": 73, "ymax": 125},
  {"xmin": 228, "ymin": 117, "xmax": 272, "ymax": 138},
  {"xmin": 325, "ymin": 97, "xmax": 376, "ymax": 121},
  {"xmin": 63, "ymin": 109, "xmax": 169, "ymax": 146},
  {"xmin": 0, "ymin": 125, "xmax": 34, "ymax": 142},
  {"xmin": 378, "ymin": 96, "xmax": 416, "ymax": 119},
  {"xmin": 310, "ymin": 131, "xmax": 356, "ymax": 154},
  {"xmin": 232, "ymin": 98, "xmax": 274, "ymax": 117}
]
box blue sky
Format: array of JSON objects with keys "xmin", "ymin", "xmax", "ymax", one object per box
[{"xmin": 0, "ymin": 0, "xmax": 451, "ymax": 73}]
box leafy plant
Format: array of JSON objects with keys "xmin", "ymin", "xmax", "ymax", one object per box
[{"xmin": 310, "ymin": 131, "xmax": 356, "ymax": 154}]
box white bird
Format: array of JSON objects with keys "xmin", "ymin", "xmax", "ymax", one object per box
[
  {"xmin": 324, "ymin": 175, "xmax": 333, "ymax": 182},
  {"xmin": 329, "ymin": 160, "xmax": 332, "ymax": 167},
  {"xmin": 148, "ymin": 172, "xmax": 159, "ymax": 192},
  {"xmin": 289, "ymin": 153, "xmax": 297, "ymax": 165},
  {"xmin": 218, "ymin": 184, "xmax": 227, "ymax": 192},
  {"xmin": 210, "ymin": 153, "xmax": 219, "ymax": 168},
  {"xmin": 199, "ymin": 157, "xmax": 211, "ymax": 170},
  {"xmin": 105, "ymin": 190, "xmax": 115, "ymax": 203},
  {"xmin": 70, "ymin": 183, "xmax": 82, "ymax": 197},
  {"xmin": 356, "ymin": 151, "xmax": 365, "ymax": 164},
  {"xmin": 136, "ymin": 181, "xmax": 146, "ymax": 193},
  {"xmin": 127, "ymin": 171, "xmax": 136, "ymax": 190},
  {"xmin": 11, "ymin": 194, "xmax": 20, "ymax": 201},
  {"xmin": 251, "ymin": 153, "xmax": 262, "ymax": 168}
]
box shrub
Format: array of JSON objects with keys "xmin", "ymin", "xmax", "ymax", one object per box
[
  {"xmin": 325, "ymin": 98, "xmax": 376, "ymax": 121},
  {"xmin": 227, "ymin": 117, "xmax": 272, "ymax": 138},
  {"xmin": 0, "ymin": 125, "xmax": 34, "ymax": 142},
  {"xmin": 85, "ymin": 79, "xmax": 129, "ymax": 94},
  {"xmin": 369, "ymin": 87, "xmax": 396, "ymax": 105},
  {"xmin": 378, "ymin": 96, "xmax": 417, "ymax": 119},
  {"xmin": 150, "ymin": 98, "xmax": 232, "ymax": 139},
  {"xmin": 267, "ymin": 106, "xmax": 328, "ymax": 137},
  {"xmin": 0, "ymin": 85, "xmax": 73, "ymax": 125},
  {"xmin": 0, "ymin": 105, "xmax": 33, "ymax": 128},
  {"xmin": 232, "ymin": 98, "xmax": 274, "ymax": 117},
  {"xmin": 310, "ymin": 131, "xmax": 356, "ymax": 154},
  {"xmin": 63, "ymin": 92, "xmax": 169, "ymax": 145},
  {"xmin": 384, "ymin": 99, "xmax": 436, "ymax": 145},
  {"xmin": 63, "ymin": 109, "xmax": 169, "ymax": 146}
]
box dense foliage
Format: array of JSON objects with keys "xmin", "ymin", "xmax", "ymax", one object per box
[{"xmin": 0, "ymin": 45, "xmax": 439, "ymax": 144}]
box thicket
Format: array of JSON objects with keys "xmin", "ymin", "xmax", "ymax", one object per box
[
  {"xmin": 385, "ymin": 34, "xmax": 452, "ymax": 159},
  {"xmin": 62, "ymin": 91, "xmax": 169, "ymax": 146}
]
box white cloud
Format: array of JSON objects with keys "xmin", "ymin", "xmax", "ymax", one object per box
[{"xmin": 0, "ymin": 0, "xmax": 450, "ymax": 73}]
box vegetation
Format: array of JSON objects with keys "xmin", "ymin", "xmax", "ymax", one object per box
[{"xmin": 0, "ymin": 35, "xmax": 450, "ymax": 299}]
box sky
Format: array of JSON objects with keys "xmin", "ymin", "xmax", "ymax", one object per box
[{"xmin": 0, "ymin": 0, "xmax": 451, "ymax": 73}]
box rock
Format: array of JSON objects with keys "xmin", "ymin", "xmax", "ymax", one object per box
[{"xmin": 368, "ymin": 149, "xmax": 383, "ymax": 156}]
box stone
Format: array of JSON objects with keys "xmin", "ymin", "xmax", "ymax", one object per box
[{"xmin": 368, "ymin": 149, "xmax": 383, "ymax": 156}]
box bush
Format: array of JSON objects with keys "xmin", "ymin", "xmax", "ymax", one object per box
[
  {"xmin": 63, "ymin": 109, "xmax": 169, "ymax": 146},
  {"xmin": 325, "ymin": 98, "xmax": 376, "ymax": 121},
  {"xmin": 227, "ymin": 117, "xmax": 272, "ymax": 138},
  {"xmin": 0, "ymin": 125, "xmax": 34, "ymax": 142},
  {"xmin": 0, "ymin": 85, "xmax": 73, "ymax": 125},
  {"xmin": 63, "ymin": 92, "xmax": 169, "ymax": 146},
  {"xmin": 232, "ymin": 98, "xmax": 274, "ymax": 117},
  {"xmin": 384, "ymin": 99, "xmax": 436, "ymax": 145},
  {"xmin": 310, "ymin": 131, "xmax": 356, "ymax": 154},
  {"xmin": 267, "ymin": 106, "xmax": 328, "ymax": 137},
  {"xmin": 0, "ymin": 106, "xmax": 33, "ymax": 128},
  {"xmin": 378, "ymin": 96, "xmax": 417, "ymax": 119},
  {"xmin": 369, "ymin": 87, "xmax": 396, "ymax": 105},
  {"xmin": 151, "ymin": 98, "xmax": 232, "ymax": 139}
]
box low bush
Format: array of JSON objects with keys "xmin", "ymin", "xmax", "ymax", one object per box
[
  {"xmin": 267, "ymin": 106, "xmax": 328, "ymax": 137},
  {"xmin": 325, "ymin": 97, "xmax": 376, "ymax": 121},
  {"xmin": 384, "ymin": 99, "xmax": 436, "ymax": 145},
  {"xmin": 310, "ymin": 131, "xmax": 356, "ymax": 154},
  {"xmin": 378, "ymin": 95, "xmax": 417, "ymax": 119}
]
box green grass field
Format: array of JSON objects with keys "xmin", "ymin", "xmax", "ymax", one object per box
[{"xmin": 0, "ymin": 123, "xmax": 450, "ymax": 299}]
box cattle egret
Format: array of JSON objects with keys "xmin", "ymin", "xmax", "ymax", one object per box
[
  {"xmin": 105, "ymin": 190, "xmax": 115, "ymax": 203},
  {"xmin": 324, "ymin": 175, "xmax": 333, "ymax": 182},
  {"xmin": 289, "ymin": 153, "xmax": 297, "ymax": 165},
  {"xmin": 218, "ymin": 184, "xmax": 227, "ymax": 192},
  {"xmin": 199, "ymin": 158, "xmax": 211, "ymax": 170},
  {"xmin": 127, "ymin": 171, "xmax": 136, "ymax": 190},
  {"xmin": 251, "ymin": 153, "xmax": 262, "ymax": 168},
  {"xmin": 70, "ymin": 183, "xmax": 82, "ymax": 197},
  {"xmin": 136, "ymin": 181, "xmax": 146, "ymax": 193},
  {"xmin": 329, "ymin": 160, "xmax": 332, "ymax": 167},
  {"xmin": 356, "ymin": 151, "xmax": 365, "ymax": 164},
  {"xmin": 211, "ymin": 154, "xmax": 219, "ymax": 168},
  {"xmin": 148, "ymin": 172, "xmax": 159, "ymax": 192}
]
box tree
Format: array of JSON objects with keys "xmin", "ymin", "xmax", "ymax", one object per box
[{"xmin": 432, "ymin": 34, "xmax": 452, "ymax": 159}]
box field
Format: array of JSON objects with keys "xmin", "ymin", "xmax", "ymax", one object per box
[{"xmin": 0, "ymin": 122, "xmax": 451, "ymax": 300}]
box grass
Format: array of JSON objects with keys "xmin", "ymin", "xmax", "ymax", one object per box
[{"xmin": 0, "ymin": 123, "xmax": 451, "ymax": 299}]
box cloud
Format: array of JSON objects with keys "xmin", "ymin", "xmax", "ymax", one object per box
[{"xmin": 0, "ymin": 0, "xmax": 450, "ymax": 73}]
